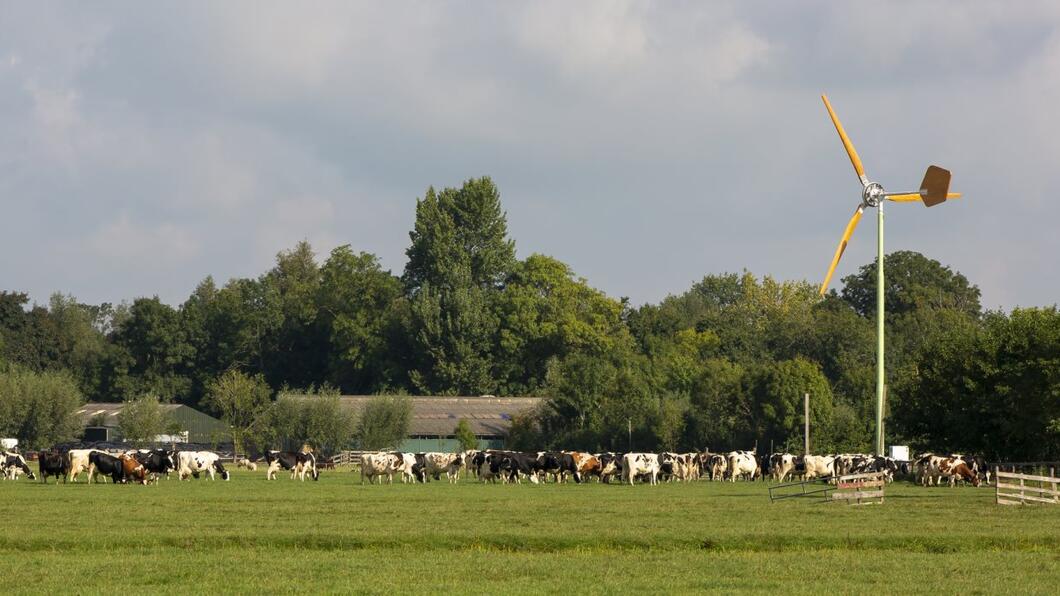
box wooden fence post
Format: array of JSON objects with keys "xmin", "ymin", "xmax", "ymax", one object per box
[{"xmin": 1052, "ymin": 467, "xmax": 1057, "ymax": 504}]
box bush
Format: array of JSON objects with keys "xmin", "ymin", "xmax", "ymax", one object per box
[
  {"xmin": 0, "ymin": 365, "xmax": 84, "ymax": 448},
  {"xmin": 118, "ymin": 394, "xmax": 166, "ymax": 445},
  {"xmin": 454, "ymin": 418, "xmax": 478, "ymax": 451},
  {"xmin": 356, "ymin": 395, "xmax": 411, "ymax": 450}
]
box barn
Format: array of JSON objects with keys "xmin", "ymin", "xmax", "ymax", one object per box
[
  {"xmin": 76, "ymin": 402, "xmax": 231, "ymax": 445},
  {"xmin": 333, "ymin": 395, "xmax": 543, "ymax": 452}
]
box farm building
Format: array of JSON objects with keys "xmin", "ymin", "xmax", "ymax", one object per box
[
  {"xmin": 76, "ymin": 402, "xmax": 231, "ymax": 445},
  {"xmin": 329, "ymin": 395, "xmax": 543, "ymax": 452}
]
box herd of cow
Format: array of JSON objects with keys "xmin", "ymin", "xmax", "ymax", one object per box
[
  {"xmin": 0, "ymin": 448, "xmax": 321, "ymax": 485},
  {"xmin": 354, "ymin": 449, "xmax": 990, "ymax": 487},
  {"xmin": 1, "ymin": 447, "xmax": 989, "ymax": 488}
]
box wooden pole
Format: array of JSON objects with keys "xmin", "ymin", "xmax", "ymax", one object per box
[{"xmin": 804, "ymin": 393, "xmax": 810, "ymax": 456}]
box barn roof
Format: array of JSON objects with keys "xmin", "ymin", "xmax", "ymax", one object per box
[
  {"xmin": 77, "ymin": 402, "xmax": 186, "ymax": 427},
  {"xmin": 76, "ymin": 402, "xmax": 230, "ymax": 443},
  {"xmin": 328, "ymin": 395, "xmax": 543, "ymax": 437}
]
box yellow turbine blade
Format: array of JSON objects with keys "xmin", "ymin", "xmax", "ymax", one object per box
[
  {"xmin": 886, "ymin": 193, "xmax": 923, "ymax": 202},
  {"xmin": 885, "ymin": 192, "xmax": 962, "ymax": 203},
  {"xmin": 820, "ymin": 205, "xmax": 865, "ymax": 296},
  {"xmin": 822, "ymin": 94, "xmax": 867, "ymax": 184}
]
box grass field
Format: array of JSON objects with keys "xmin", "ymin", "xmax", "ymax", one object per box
[{"xmin": 1, "ymin": 469, "xmax": 1058, "ymax": 594}]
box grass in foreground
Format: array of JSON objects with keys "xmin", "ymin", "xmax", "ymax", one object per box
[{"xmin": 1, "ymin": 469, "xmax": 1058, "ymax": 594}]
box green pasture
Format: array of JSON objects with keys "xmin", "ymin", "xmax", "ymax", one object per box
[{"xmin": 1, "ymin": 469, "xmax": 1057, "ymax": 594}]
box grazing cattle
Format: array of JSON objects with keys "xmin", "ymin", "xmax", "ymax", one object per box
[
  {"xmin": 176, "ymin": 451, "xmax": 230, "ymax": 481},
  {"xmin": 129, "ymin": 450, "xmax": 176, "ymax": 481},
  {"xmin": 422, "ymin": 452, "xmax": 462, "ymax": 482},
  {"xmin": 940, "ymin": 458, "xmax": 980, "ymax": 487},
  {"xmin": 265, "ymin": 451, "xmax": 319, "ymax": 481},
  {"xmin": 89, "ymin": 451, "xmax": 126, "ymax": 483},
  {"xmin": 66, "ymin": 449, "xmax": 99, "ymax": 483},
  {"xmin": 802, "ymin": 455, "xmax": 835, "ymax": 480},
  {"xmin": 360, "ymin": 452, "xmax": 405, "ymax": 484},
  {"xmin": 392, "ymin": 452, "xmax": 418, "ymax": 483},
  {"xmin": 572, "ymin": 452, "xmax": 602, "ymax": 482},
  {"xmin": 537, "ymin": 452, "xmax": 578, "ymax": 483},
  {"xmin": 769, "ymin": 453, "xmax": 799, "ymax": 482},
  {"xmin": 471, "ymin": 451, "xmax": 499, "ymax": 482},
  {"xmin": 727, "ymin": 451, "xmax": 759, "ymax": 482},
  {"xmin": 622, "ymin": 453, "xmax": 660, "ymax": 485},
  {"xmin": 923, "ymin": 455, "xmax": 980, "ymax": 487},
  {"xmin": 38, "ymin": 449, "xmax": 68, "ymax": 483},
  {"xmin": 707, "ymin": 454, "xmax": 728, "ymax": 481},
  {"xmin": 2, "ymin": 452, "xmax": 36, "ymax": 480},
  {"xmin": 491, "ymin": 452, "xmax": 541, "ymax": 484},
  {"xmin": 598, "ymin": 453, "xmax": 623, "ymax": 484},
  {"xmin": 236, "ymin": 458, "xmax": 258, "ymax": 471},
  {"xmin": 120, "ymin": 454, "xmax": 147, "ymax": 484},
  {"xmin": 419, "ymin": 452, "xmax": 463, "ymax": 483}
]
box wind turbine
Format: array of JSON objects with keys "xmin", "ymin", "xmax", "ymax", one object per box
[{"xmin": 817, "ymin": 94, "xmax": 962, "ymax": 457}]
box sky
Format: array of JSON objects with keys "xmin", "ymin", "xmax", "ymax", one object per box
[{"xmin": 3, "ymin": 2, "xmax": 1059, "ymax": 311}]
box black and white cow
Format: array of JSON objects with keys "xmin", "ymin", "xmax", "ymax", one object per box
[
  {"xmin": 38, "ymin": 449, "xmax": 68, "ymax": 483},
  {"xmin": 2, "ymin": 452, "xmax": 36, "ymax": 480},
  {"xmin": 88, "ymin": 451, "xmax": 126, "ymax": 483},
  {"xmin": 537, "ymin": 452, "xmax": 578, "ymax": 483},
  {"xmin": 176, "ymin": 451, "xmax": 230, "ymax": 481},
  {"xmin": 622, "ymin": 453, "xmax": 660, "ymax": 485},
  {"xmin": 129, "ymin": 449, "xmax": 177, "ymax": 481},
  {"xmin": 491, "ymin": 452, "xmax": 541, "ymax": 484},
  {"xmin": 265, "ymin": 451, "xmax": 319, "ymax": 481},
  {"xmin": 597, "ymin": 452, "xmax": 624, "ymax": 484}
]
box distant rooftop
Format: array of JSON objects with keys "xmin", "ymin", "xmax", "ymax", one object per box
[{"xmin": 322, "ymin": 395, "xmax": 543, "ymax": 438}]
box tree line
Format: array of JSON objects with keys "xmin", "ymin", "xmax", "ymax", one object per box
[{"xmin": 1, "ymin": 176, "xmax": 1057, "ymax": 459}]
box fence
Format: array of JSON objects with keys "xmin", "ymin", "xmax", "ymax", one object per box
[
  {"xmin": 831, "ymin": 472, "xmax": 886, "ymax": 505},
  {"xmin": 768, "ymin": 476, "xmax": 835, "ymax": 503},
  {"xmin": 995, "ymin": 468, "xmax": 1059, "ymax": 506}
]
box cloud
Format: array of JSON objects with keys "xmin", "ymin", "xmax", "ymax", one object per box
[
  {"xmin": 87, "ymin": 214, "xmax": 200, "ymax": 268},
  {"xmin": 1, "ymin": 2, "xmax": 1059, "ymax": 310}
]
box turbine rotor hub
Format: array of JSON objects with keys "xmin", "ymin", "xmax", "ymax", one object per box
[{"xmin": 862, "ymin": 181, "xmax": 884, "ymax": 207}]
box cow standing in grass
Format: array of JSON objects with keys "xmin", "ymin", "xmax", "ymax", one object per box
[
  {"xmin": 38, "ymin": 449, "xmax": 68, "ymax": 484},
  {"xmin": 176, "ymin": 451, "xmax": 230, "ymax": 481},
  {"xmin": 2, "ymin": 452, "xmax": 36, "ymax": 480}
]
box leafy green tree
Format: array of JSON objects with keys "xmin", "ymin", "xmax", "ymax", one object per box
[
  {"xmin": 298, "ymin": 387, "xmax": 357, "ymax": 456},
  {"xmin": 896, "ymin": 307, "xmax": 1060, "ymax": 460},
  {"xmin": 454, "ymin": 418, "xmax": 479, "ymax": 451},
  {"xmin": 840, "ymin": 250, "xmax": 981, "ymax": 319},
  {"xmin": 651, "ymin": 395, "xmax": 688, "ymax": 452},
  {"xmin": 111, "ymin": 297, "xmax": 194, "ymax": 402},
  {"xmin": 205, "ymin": 369, "xmax": 272, "ymax": 455},
  {"xmin": 754, "ymin": 358, "xmax": 834, "ymax": 452},
  {"xmin": 317, "ymin": 246, "xmax": 403, "ymax": 392},
  {"xmin": 404, "ymin": 177, "xmax": 515, "ymax": 291},
  {"xmin": 356, "ymin": 395, "xmax": 412, "ymax": 450},
  {"xmin": 494, "ymin": 254, "xmax": 633, "ymax": 394},
  {"xmin": 0, "ymin": 365, "xmax": 84, "ymax": 448},
  {"xmin": 260, "ymin": 242, "xmax": 327, "ymax": 390},
  {"xmin": 403, "ymin": 178, "xmax": 515, "ymax": 394},
  {"xmin": 118, "ymin": 394, "xmax": 167, "ymax": 446},
  {"xmin": 47, "ymin": 293, "xmax": 109, "ymax": 398},
  {"xmin": 407, "ymin": 283, "xmax": 498, "ymax": 394}
]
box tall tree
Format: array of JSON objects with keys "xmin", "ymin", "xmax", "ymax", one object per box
[
  {"xmin": 403, "ymin": 178, "xmax": 515, "ymax": 394},
  {"xmin": 317, "ymin": 246, "xmax": 403, "ymax": 392},
  {"xmin": 112, "ymin": 297, "xmax": 195, "ymax": 402},
  {"xmin": 205, "ymin": 369, "xmax": 272, "ymax": 455},
  {"xmin": 840, "ymin": 250, "xmax": 982, "ymax": 319},
  {"xmin": 404, "ymin": 177, "xmax": 515, "ymax": 291}
]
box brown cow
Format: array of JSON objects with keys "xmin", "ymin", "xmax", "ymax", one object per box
[
  {"xmin": 571, "ymin": 452, "xmax": 602, "ymax": 482},
  {"xmin": 120, "ymin": 454, "xmax": 148, "ymax": 485}
]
